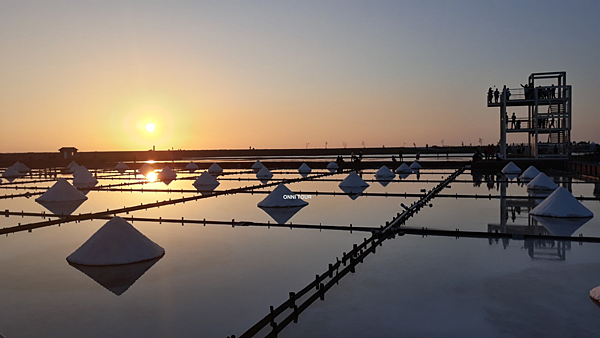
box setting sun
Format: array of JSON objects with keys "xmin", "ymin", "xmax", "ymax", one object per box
[{"xmin": 145, "ymin": 123, "xmax": 155, "ymax": 132}]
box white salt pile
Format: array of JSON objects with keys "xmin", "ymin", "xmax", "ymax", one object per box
[
  {"xmin": 298, "ymin": 163, "xmax": 312, "ymax": 175},
  {"xmin": 138, "ymin": 163, "xmax": 153, "ymax": 175},
  {"xmin": 327, "ymin": 161, "xmax": 339, "ymax": 173},
  {"xmin": 252, "ymin": 160, "xmax": 264, "ymax": 173},
  {"xmin": 115, "ymin": 162, "xmax": 129, "ymax": 173},
  {"xmin": 193, "ymin": 171, "xmax": 220, "ymax": 191},
  {"xmin": 519, "ymin": 165, "xmax": 540, "ymax": 180},
  {"xmin": 66, "ymin": 216, "xmax": 165, "ymax": 266},
  {"xmin": 339, "ymin": 172, "xmax": 369, "ymax": 200},
  {"xmin": 13, "ymin": 161, "xmax": 30, "ymax": 173},
  {"xmin": 73, "ymin": 170, "xmax": 98, "ymax": 188},
  {"xmin": 158, "ymin": 166, "xmax": 177, "ymax": 180},
  {"xmin": 501, "ymin": 161, "xmax": 521, "ymax": 174},
  {"xmin": 395, "ymin": 163, "xmax": 412, "ymax": 174},
  {"xmin": 375, "ymin": 165, "xmax": 395, "ymax": 178},
  {"xmin": 208, "ymin": 163, "xmax": 223, "ymax": 175},
  {"xmin": 526, "ymin": 172, "xmax": 558, "ymax": 191},
  {"xmin": 530, "ymin": 187, "xmax": 593, "ymax": 218},
  {"xmin": 185, "ymin": 161, "xmax": 199, "ymax": 172},
  {"xmin": 67, "ymin": 160, "xmax": 78, "ymax": 170},
  {"xmin": 410, "ymin": 161, "xmax": 422, "ymax": 170},
  {"xmin": 36, "ymin": 178, "xmax": 88, "ymax": 215},
  {"xmin": 339, "ymin": 172, "xmax": 369, "ymax": 188},
  {"xmin": 36, "ymin": 178, "xmax": 88, "ymax": 203},
  {"xmin": 2, "ymin": 166, "xmax": 20, "ymax": 178},
  {"xmin": 256, "ymin": 166, "xmax": 273, "ymax": 181},
  {"xmin": 68, "ymin": 164, "xmax": 80, "ymax": 174},
  {"xmin": 258, "ymin": 184, "xmax": 308, "ymax": 208},
  {"xmin": 72, "ymin": 165, "xmax": 90, "ymax": 178}
]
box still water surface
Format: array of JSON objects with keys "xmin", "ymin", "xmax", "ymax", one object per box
[{"xmin": 1, "ymin": 169, "xmax": 599, "ymax": 337}]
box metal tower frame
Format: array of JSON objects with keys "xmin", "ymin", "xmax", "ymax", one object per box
[{"xmin": 487, "ymin": 71, "xmax": 572, "ymax": 159}]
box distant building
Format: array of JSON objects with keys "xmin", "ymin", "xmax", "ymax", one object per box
[{"xmin": 59, "ymin": 147, "xmax": 78, "ymax": 160}]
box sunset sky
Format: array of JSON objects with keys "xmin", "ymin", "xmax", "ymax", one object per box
[{"xmin": 1, "ymin": 1, "xmax": 599, "ymax": 152}]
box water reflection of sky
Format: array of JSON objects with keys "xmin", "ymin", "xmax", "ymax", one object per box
[{"xmin": 0, "ymin": 169, "xmax": 599, "ymax": 337}]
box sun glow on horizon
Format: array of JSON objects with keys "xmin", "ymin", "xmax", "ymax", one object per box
[{"xmin": 146, "ymin": 123, "xmax": 156, "ymax": 132}]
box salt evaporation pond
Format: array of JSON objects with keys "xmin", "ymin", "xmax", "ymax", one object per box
[{"xmin": 1, "ymin": 168, "xmax": 600, "ymax": 337}]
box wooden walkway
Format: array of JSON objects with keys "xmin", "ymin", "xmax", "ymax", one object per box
[{"xmin": 234, "ymin": 167, "xmax": 465, "ymax": 338}]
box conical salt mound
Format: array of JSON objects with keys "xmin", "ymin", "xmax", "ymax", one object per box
[
  {"xmin": 410, "ymin": 161, "xmax": 422, "ymax": 169},
  {"xmin": 67, "ymin": 160, "xmax": 78, "ymax": 170},
  {"xmin": 13, "ymin": 161, "xmax": 30, "ymax": 173},
  {"xmin": 252, "ymin": 160, "xmax": 264, "ymax": 172},
  {"xmin": 2, "ymin": 166, "xmax": 20, "ymax": 178},
  {"xmin": 115, "ymin": 162, "xmax": 129, "ymax": 172},
  {"xmin": 138, "ymin": 163, "xmax": 153, "ymax": 175},
  {"xmin": 298, "ymin": 163, "xmax": 312, "ymax": 174},
  {"xmin": 376, "ymin": 165, "xmax": 395, "ymax": 178},
  {"xmin": 158, "ymin": 166, "xmax": 177, "ymax": 180},
  {"xmin": 256, "ymin": 166, "xmax": 273, "ymax": 180},
  {"xmin": 526, "ymin": 172, "xmax": 558, "ymax": 191},
  {"xmin": 339, "ymin": 172, "xmax": 369, "ymax": 188},
  {"xmin": 185, "ymin": 161, "xmax": 199, "ymax": 172},
  {"xmin": 35, "ymin": 178, "xmax": 88, "ymax": 203},
  {"xmin": 73, "ymin": 171, "xmax": 98, "ymax": 188},
  {"xmin": 530, "ymin": 187, "xmax": 594, "ymax": 218},
  {"xmin": 501, "ymin": 161, "xmax": 521, "ymax": 174},
  {"xmin": 66, "ymin": 216, "xmax": 165, "ymax": 266},
  {"xmin": 395, "ymin": 163, "xmax": 411, "ymax": 174},
  {"xmin": 258, "ymin": 184, "xmax": 308, "ymax": 208},
  {"xmin": 193, "ymin": 171, "xmax": 220, "ymax": 190},
  {"xmin": 69, "ymin": 164, "xmax": 81, "ymax": 174},
  {"xmin": 73, "ymin": 165, "xmax": 90, "ymax": 178},
  {"xmin": 208, "ymin": 163, "xmax": 223, "ymax": 175},
  {"xmin": 327, "ymin": 161, "xmax": 339, "ymax": 173},
  {"xmin": 520, "ymin": 165, "xmax": 540, "ymax": 180}
]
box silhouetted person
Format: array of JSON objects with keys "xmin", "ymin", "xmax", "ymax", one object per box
[
  {"xmin": 398, "ymin": 151, "xmax": 403, "ymax": 161},
  {"xmin": 502, "ymin": 85, "xmax": 510, "ymax": 101},
  {"xmin": 494, "ymin": 88, "xmax": 499, "ymax": 103},
  {"xmin": 520, "ymin": 83, "xmax": 530, "ymax": 99},
  {"xmin": 487, "ymin": 88, "xmax": 493, "ymax": 104},
  {"xmin": 550, "ymin": 84, "xmax": 556, "ymax": 98},
  {"xmin": 511, "ymin": 113, "xmax": 516, "ymax": 128}
]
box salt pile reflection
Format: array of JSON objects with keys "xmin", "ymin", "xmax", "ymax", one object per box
[{"xmin": 69, "ymin": 256, "xmax": 163, "ymax": 296}]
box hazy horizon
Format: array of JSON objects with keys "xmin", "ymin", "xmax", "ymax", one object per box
[{"xmin": 2, "ymin": 1, "xmax": 599, "ymax": 153}]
